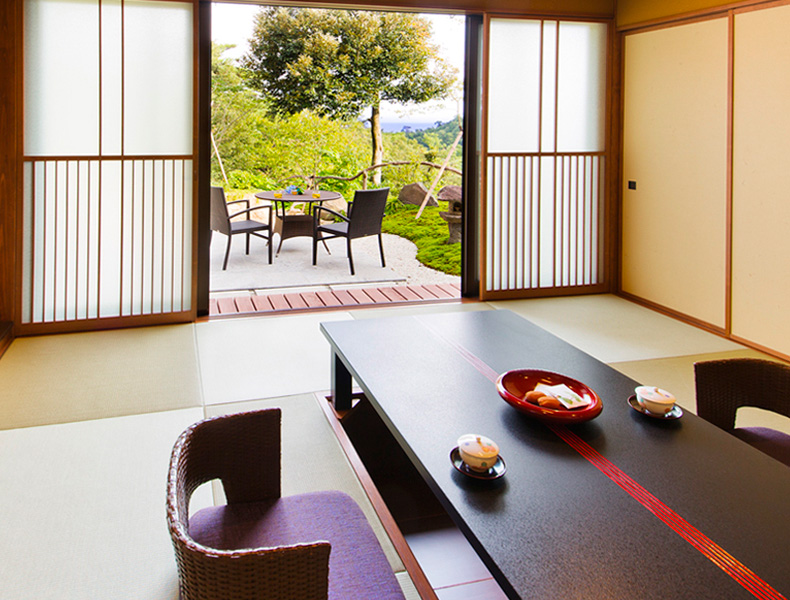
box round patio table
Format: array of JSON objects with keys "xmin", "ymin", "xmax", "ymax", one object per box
[{"xmin": 255, "ymin": 190, "xmax": 343, "ymax": 255}]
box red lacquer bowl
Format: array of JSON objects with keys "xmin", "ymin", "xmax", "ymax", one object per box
[{"xmin": 496, "ymin": 369, "xmax": 603, "ymax": 424}]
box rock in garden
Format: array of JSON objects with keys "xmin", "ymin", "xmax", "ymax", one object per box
[
  {"xmin": 320, "ymin": 197, "xmax": 348, "ymax": 222},
  {"xmin": 399, "ymin": 182, "xmax": 437, "ymax": 207}
]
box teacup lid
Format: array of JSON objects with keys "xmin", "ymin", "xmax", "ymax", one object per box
[
  {"xmin": 635, "ymin": 386, "xmax": 675, "ymax": 404},
  {"xmin": 457, "ymin": 434, "xmax": 499, "ymax": 458}
]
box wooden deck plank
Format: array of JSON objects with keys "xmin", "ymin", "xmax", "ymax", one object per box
[
  {"xmin": 378, "ymin": 287, "xmax": 408, "ymax": 302},
  {"xmin": 302, "ymin": 291, "xmax": 325, "ymax": 308},
  {"xmin": 217, "ymin": 297, "xmax": 239, "ymax": 314},
  {"xmin": 332, "ymin": 289, "xmax": 360, "ymax": 306},
  {"xmin": 390, "ymin": 286, "xmax": 422, "ymax": 301},
  {"xmin": 361, "ymin": 287, "xmax": 390, "ymax": 303},
  {"xmin": 410, "ymin": 284, "xmax": 440, "ymax": 299},
  {"xmin": 284, "ymin": 292, "xmax": 309, "ymax": 309},
  {"xmin": 251, "ymin": 295, "xmax": 275, "ymax": 312},
  {"xmin": 436, "ymin": 283, "xmax": 461, "ymax": 297},
  {"xmin": 212, "ymin": 280, "xmax": 462, "ymax": 318},
  {"xmin": 234, "ymin": 296, "xmax": 256, "ymax": 313},
  {"xmin": 269, "ymin": 294, "xmax": 290, "ymax": 310},
  {"xmin": 405, "ymin": 285, "xmax": 435, "ymax": 300},
  {"xmin": 347, "ymin": 288, "xmax": 375, "ymax": 305},
  {"xmin": 422, "ymin": 284, "xmax": 454, "ymax": 299},
  {"xmin": 316, "ymin": 290, "xmax": 344, "ymax": 307}
]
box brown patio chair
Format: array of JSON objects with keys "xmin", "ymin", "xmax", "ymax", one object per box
[
  {"xmin": 312, "ymin": 188, "xmax": 389, "ymax": 275},
  {"xmin": 210, "ymin": 186, "xmax": 272, "ymax": 269},
  {"xmin": 694, "ymin": 358, "xmax": 790, "ymax": 466},
  {"xmin": 166, "ymin": 408, "xmax": 406, "ymax": 600}
]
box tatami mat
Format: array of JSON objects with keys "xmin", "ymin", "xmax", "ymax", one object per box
[
  {"xmin": 195, "ymin": 312, "xmax": 353, "ymax": 405},
  {"xmin": 204, "ymin": 393, "xmax": 405, "ymax": 573},
  {"xmin": 0, "ymin": 407, "xmax": 210, "ymax": 600},
  {"xmin": 0, "ymin": 325, "xmax": 202, "ymax": 430},
  {"xmin": 490, "ymin": 295, "xmax": 746, "ymax": 363},
  {"xmin": 610, "ymin": 348, "xmax": 790, "ymax": 434}
]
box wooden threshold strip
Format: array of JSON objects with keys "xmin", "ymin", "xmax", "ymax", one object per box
[
  {"xmin": 0, "ymin": 322, "xmax": 13, "ymax": 359},
  {"xmin": 209, "ymin": 282, "xmax": 461, "ymax": 316},
  {"xmin": 316, "ymin": 391, "xmax": 439, "ymax": 600}
]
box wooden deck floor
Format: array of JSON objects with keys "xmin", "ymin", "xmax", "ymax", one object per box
[{"xmin": 209, "ymin": 282, "xmax": 461, "ymax": 316}]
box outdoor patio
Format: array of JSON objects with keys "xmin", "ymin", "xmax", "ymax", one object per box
[{"xmin": 209, "ymin": 230, "xmax": 462, "ymax": 315}]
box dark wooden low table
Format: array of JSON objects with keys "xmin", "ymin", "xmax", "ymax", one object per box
[
  {"xmin": 255, "ymin": 190, "xmax": 342, "ymax": 255},
  {"xmin": 321, "ymin": 309, "xmax": 790, "ymax": 600}
]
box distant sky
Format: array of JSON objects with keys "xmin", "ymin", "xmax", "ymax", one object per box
[{"xmin": 211, "ymin": 3, "xmax": 466, "ymax": 125}]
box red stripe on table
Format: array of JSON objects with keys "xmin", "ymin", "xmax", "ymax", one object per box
[
  {"xmin": 417, "ymin": 316, "xmax": 499, "ymax": 383},
  {"xmin": 550, "ymin": 424, "xmax": 784, "ymax": 600},
  {"xmin": 417, "ymin": 316, "xmax": 787, "ymax": 600}
]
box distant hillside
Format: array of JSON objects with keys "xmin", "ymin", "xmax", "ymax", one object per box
[{"xmin": 403, "ymin": 119, "xmax": 461, "ymax": 149}]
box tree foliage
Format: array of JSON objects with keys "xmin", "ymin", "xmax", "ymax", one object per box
[
  {"xmin": 243, "ymin": 8, "xmax": 455, "ymax": 120},
  {"xmin": 211, "ymin": 45, "xmax": 369, "ymax": 194},
  {"xmin": 241, "ymin": 7, "xmax": 457, "ymax": 179},
  {"xmin": 211, "ymin": 44, "xmax": 270, "ymax": 184},
  {"xmin": 404, "ymin": 119, "xmax": 462, "ymax": 150},
  {"xmin": 254, "ymin": 112, "xmax": 369, "ymax": 197}
]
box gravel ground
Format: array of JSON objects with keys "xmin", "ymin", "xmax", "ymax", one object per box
[{"xmin": 210, "ymin": 232, "xmax": 460, "ymax": 293}]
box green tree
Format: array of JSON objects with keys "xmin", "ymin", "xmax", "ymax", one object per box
[
  {"xmin": 211, "ymin": 44, "xmax": 369, "ymax": 193},
  {"xmin": 211, "ymin": 44, "xmax": 269, "ymax": 185},
  {"xmin": 242, "ymin": 8, "xmax": 456, "ymax": 184},
  {"xmin": 256, "ymin": 111, "xmax": 369, "ymax": 196}
]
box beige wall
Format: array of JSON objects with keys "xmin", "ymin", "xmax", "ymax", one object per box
[
  {"xmin": 218, "ymin": 0, "xmax": 615, "ymax": 18},
  {"xmin": 731, "ymin": 4, "xmax": 790, "ymax": 353},
  {"xmin": 617, "ymin": 0, "xmax": 729, "ymax": 27},
  {"xmin": 621, "ymin": 18, "xmax": 729, "ymax": 328},
  {"xmin": 620, "ymin": 0, "xmax": 790, "ymax": 358}
]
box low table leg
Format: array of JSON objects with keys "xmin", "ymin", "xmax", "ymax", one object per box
[{"xmin": 331, "ymin": 352, "xmax": 353, "ymax": 412}]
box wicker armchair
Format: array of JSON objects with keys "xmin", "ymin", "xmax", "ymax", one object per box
[
  {"xmin": 694, "ymin": 358, "xmax": 790, "ymax": 467},
  {"xmin": 312, "ymin": 188, "xmax": 389, "ymax": 275},
  {"xmin": 166, "ymin": 408, "xmax": 405, "ymax": 600},
  {"xmin": 211, "ymin": 186, "xmax": 273, "ymax": 269}
]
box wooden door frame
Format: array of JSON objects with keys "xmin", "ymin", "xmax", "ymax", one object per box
[
  {"xmin": 478, "ymin": 14, "xmax": 617, "ymax": 300},
  {"xmin": 194, "ymin": 6, "xmax": 485, "ymax": 313},
  {"xmin": 0, "ymin": 0, "xmax": 22, "ymax": 347},
  {"xmin": 8, "ymin": 0, "xmax": 201, "ymax": 335}
]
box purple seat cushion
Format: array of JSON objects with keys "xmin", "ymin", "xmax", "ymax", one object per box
[
  {"xmin": 732, "ymin": 427, "xmax": 790, "ymax": 467},
  {"xmin": 189, "ymin": 490, "xmax": 404, "ymax": 600}
]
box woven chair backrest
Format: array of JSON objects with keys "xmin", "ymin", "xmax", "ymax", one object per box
[
  {"xmin": 167, "ymin": 409, "xmax": 282, "ymax": 536},
  {"xmin": 210, "ymin": 187, "xmax": 232, "ymax": 235},
  {"xmin": 347, "ymin": 188, "xmax": 389, "ymax": 239},
  {"xmin": 695, "ymin": 358, "xmax": 790, "ymax": 430}
]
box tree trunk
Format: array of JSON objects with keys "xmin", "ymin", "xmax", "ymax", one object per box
[{"xmin": 370, "ymin": 102, "xmax": 383, "ymax": 186}]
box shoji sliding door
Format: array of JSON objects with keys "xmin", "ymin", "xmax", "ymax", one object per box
[
  {"xmin": 482, "ymin": 17, "xmax": 609, "ymax": 298},
  {"xmin": 620, "ymin": 18, "xmax": 729, "ymax": 330},
  {"xmin": 731, "ymin": 4, "xmax": 790, "ymax": 355},
  {"xmin": 22, "ymin": 0, "xmax": 195, "ymax": 332}
]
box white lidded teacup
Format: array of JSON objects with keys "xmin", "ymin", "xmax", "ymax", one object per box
[
  {"xmin": 457, "ymin": 434, "xmax": 499, "ymax": 472},
  {"xmin": 635, "ymin": 386, "xmax": 676, "ymax": 415}
]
